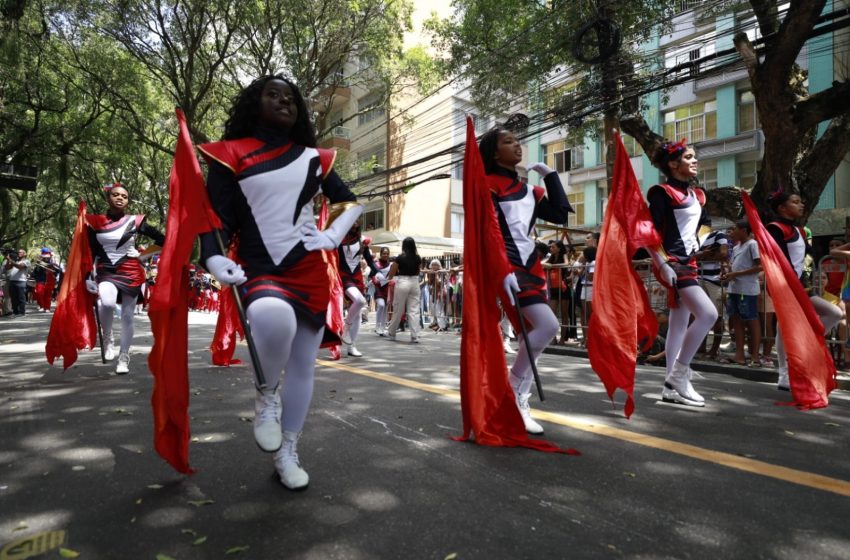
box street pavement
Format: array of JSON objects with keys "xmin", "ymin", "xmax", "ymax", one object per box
[{"xmin": 2, "ymin": 306, "xmax": 850, "ymax": 559}]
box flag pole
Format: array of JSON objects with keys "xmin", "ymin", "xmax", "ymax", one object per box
[
  {"xmin": 212, "ymin": 231, "xmax": 267, "ymax": 390},
  {"xmin": 92, "ymin": 295, "xmax": 106, "ymax": 364},
  {"xmin": 511, "ymin": 287, "xmax": 545, "ymax": 401}
]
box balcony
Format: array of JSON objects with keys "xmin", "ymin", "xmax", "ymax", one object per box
[
  {"xmin": 314, "ymin": 81, "xmax": 352, "ymax": 113},
  {"xmin": 319, "ymin": 126, "xmax": 351, "ymax": 151},
  {"xmin": 694, "ymin": 130, "xmax": 762, "ymax": 160},
  {"xmin": 694, "ymin": 61, "xmax": 749, "ymax": 93}
]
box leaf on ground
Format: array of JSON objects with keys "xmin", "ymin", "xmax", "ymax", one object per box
[
  {"xmin": 59, "ymin": 548, "xmax": 80, "ymax": 558},
  {"xmin": 824, "ymin": 422, "xmax": 840, "ymax": 427},
  {"xmin": 623, "ymin": 472, "xmax": 636, "ymax": 478},
  {"xmin": 13, "ymin": 522, "xmax": 27, "ymax": 531},
  {"xmin": 188, "ymin": 499, "xmax": 215, "ymax": 507},
  {"xmin": 225, "ymin": 545, "xmax": 250, "ymax": 554},
  {"xmin": 181, "ymin": 528, "xmax": 197, "ymax": 537},
  {"xmin": 784, "ymin": 430, "xmax": 795, "ymax": 436},
  {"xmin": 135, "ymin": 498, "xmax": 143, "ymax": 505},
  {"xmin": 193, "ymin": 536, "xmax": 207, "ymax": 545},
  {"xmin": 444, "ymin": 554, "xmax": 458, "ymax": 560},
  {"xmin": 147, "ymin": 484, "xmax": 163, "ymax": 489},
  {"xmin": 155, "ymin": 555, "xmax": 177, "ymax": 560}
]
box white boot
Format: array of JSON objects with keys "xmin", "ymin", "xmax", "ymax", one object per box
[
  {"xmin": 347, "ymin": 345, "xmax": 363, "ymax": 357},
  {"xmin": 503, "ymin": 337, "xmax": 516, "ymax": 354},
  {"xmin": 515, "ymin": 392, "xmax": 544, "ymax": 435},
  {"xmin": 103, "ymin": 334, "xmax": 116, "ymax": 361},
  {"xmin": 115, "ymin": 352, "xmax": 130, "ymax": 374},
  {"xmin": 777, "ymin": 368, "xmax": 790, "ymax": 391},
  {"xmin": 685, "ymin": 366, "xmax": 704, "ymax": 403},
  {"xmin": 254, "ymin": 387, "xmax": 282, "ymax": 452},
  {"xmin": 273, "ymin": 431, "xmax": 309, "ymax": 490},
  {"xmin": 341, "ymin": 322, "xmax": 352, "ymax": 345},
  {"xmin": 662, "ymin": 361, "xmax": 705, "ymax": 407}
]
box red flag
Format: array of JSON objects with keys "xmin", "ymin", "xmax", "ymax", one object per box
[
  {"xmin": 742, "ymin": 192, "xmax": 836, "ymax": 408},
  {"xmin": 587, "ymin": 133, "xmax": 661, "ymax": 418},
  {"xmin": 318, "ymin": 197, "xmax": 344, "ymax": 359},
  {"xmin": 45, "ymin": 201, "xmax": 97, "ymax": 368},
  {"xmin": 147, "ymin": 108, "xmax": 222, "ymax": 474},
  {"xmin": 210, "ymin": 277, "xmax": 244, "ymax": 366},
  {"xmin": 455, "ymin": 117, "xmax": 577, "ymax": 454}
]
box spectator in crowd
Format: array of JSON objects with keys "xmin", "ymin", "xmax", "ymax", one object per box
[
  {"xmin": 721, "ymin": 220, "xmax": 762, "ymax": 367},
  {"xmin": 386, "ymin": 237, "xmax": 423, "ymax": 342},
  {"xmin": 696, "ymin": 227, "xmax": 729, "ymax": 360},
  {"xmin": 4, "ymin": 249, "xmax": 30, "ymax": 316}
]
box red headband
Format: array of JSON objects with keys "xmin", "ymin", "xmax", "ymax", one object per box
[
  {"xmin": 103, "ymin": 182, "xmax": 124, "ymax": 193},
  {"xmin": 665, "ymin": 138, "xmax": 688, "ymax": 154}
]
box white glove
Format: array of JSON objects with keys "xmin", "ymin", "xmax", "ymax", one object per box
[
  {"xmin": 205, "ymin": 255, "xmax": 247, "ymax": 286},
  {"xmin": 85, "ymin": 279, "xmax": 99, "ymax": 294},
  {"xmin": 656, "ymin": 262, "xmax": 677, "ymax": 288},
  {"xmin": 527, "ymin": 161, "xmax": 554, "ymax": 176},
  {"xmin": 301, "ymin": 223, "xmax": 338, "ymax": 251},
  {"xmin": 375, "ymin": 271, "xmax": 389, "ymax": 286},
  {"xmin": 503, "ymin": 273, "xmax": 520, "ymax": 306}
]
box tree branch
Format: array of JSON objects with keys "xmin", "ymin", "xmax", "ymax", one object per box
[
  {"xmin": 794, "ymin": 113, "xmax": 850, "ymax": 213},
  {"xmin": 793, "ymin": 81, "xmax": 850, "ymax": 130},
  {"xmin": 762, "ymin": 0, "xmax": 827, "ymax": 84}
]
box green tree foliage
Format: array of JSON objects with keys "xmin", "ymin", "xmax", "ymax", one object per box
[{"xmin": 0, "ymin": 0, "xmax": 426, "ymax": 255}]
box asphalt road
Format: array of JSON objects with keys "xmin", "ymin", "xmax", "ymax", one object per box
[{"xmin": 2, "ymin": 306, "xmax": 850, "ymax": 559}]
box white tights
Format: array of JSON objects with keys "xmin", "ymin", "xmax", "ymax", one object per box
[
  {"xmin": 98, "ymin": 282, "xmax": 136, "ymax": 353},
  {"xmin": 375, "ymin": 297, "xmax": 387, "ymax": 332},
  {"xmin": 509, "ymin": 303, "xmax": 559, "ymax": 394},
  {"xmin": 776, "ymin": 295, "xmax": 843, "ymax": 374},
  {"xmin": 246, "ymin": 297, "xmax": 323, "ymax": 433},
  {"xmin": 345, "ymin": 286, "xmax": 366, "ymax": 344},
  {"xmin": 665, "ymin": 285, "xmax": 718, "ymax": 377}
]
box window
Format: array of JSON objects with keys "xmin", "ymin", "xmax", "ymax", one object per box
[
  {"xmin": 362, "ymin": 204, "xmax": 385, "ymax": 231},
  {"xmin": 663, "ymin": 100, "xmax": 717, "ymax": 143},
  {"xmin": 697, "ymin": 166, "xmax": 717, "ymax": 190},
  {"xmin": 621, "ymin": 135, "xmax": 644, "ymax": 157},
  {"xmin": 665, "ymin": 43, "xmax": 715, "ymax": 77},
  {"xmin": 737, "ymin": 161, "xmax": 759, "ymax": 190},
  {"xmin": 540, "ymin": 81, "xmax": 578, "ymax": 111},
  {"xmin": 452, "ymin": 161, "xmax": 463, "ymax": 180},
  {"xmin": 738, "ymin": 91, "xmax": 758, "ymax": 133},
  {"xmin": 542, "ymin": 140, "xmax": 582, "ymax": 173},
  {"xmin": 357, "ymin": 143, "xmax": 385, "ymax": 177},
  {"xmin": 568, "ymin": 191, "xmax": 585, "ymax": 227},
  {"xmin": 358, "ymin": 92, "xmax": 385, "ymax": 126},
  {"xmin": 450, "ymin": 210, "xmax": 464, "ymax": 238}
]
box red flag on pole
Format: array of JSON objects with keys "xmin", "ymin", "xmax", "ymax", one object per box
[
  {"xmin": 741, "ymin": 192, "xmax": 836, "ymax": 408},
  {"xmin": 147, "ymin": 108, "xmax": 222, "ymax": 474},
  {"xmin": 210, "ymin": 253, "xmax": 244, "ymax": 366},
  {"xmin": 455, "ymin": 117, "xmax": 578, "ymax": 454},
  {"xmin": 317, "ymin": 197, "xmax": 344, "ymax": 360},
  {"xmin": 587, "ymin": 132, "xmax": 661, "ymax": 418},
  {"xmin": 45, "ymin": 201, "xmax": 97, "ymax": 369}
]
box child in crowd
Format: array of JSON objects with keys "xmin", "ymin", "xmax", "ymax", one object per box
[{"xmin": 721, "ymin": 220, "xmax": 762, "ymax": 367}]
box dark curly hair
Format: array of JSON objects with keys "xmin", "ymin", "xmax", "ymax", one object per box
[
  {"xmin": 223, "ymin": 75, "xmax": 317, "ymax": 146},
  {"xmin": 478, "ymin": 125, "xmax": 509, "ymax": 174},
  {"xmin": 651, "ymin": 139, "xmax": 689, "ymax": 179}
]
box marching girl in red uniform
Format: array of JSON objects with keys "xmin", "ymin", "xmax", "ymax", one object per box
[
  {"xmin": 766, "ymin": 191, "xmax": 843, "ymax": 390},
  {"xmin": 477, "ymin": 126, "xmax": 572, "ymax": 434},
  {"xmin": 647, "ymin": 140, "xmax": 716, "ymax": 407},
  {"xmin": 370, "ymin": 246, "xmax": 392, "ymax": 336},
  {"xmin": 199, "ymin": 75, "xmax": 362, "ymax": 490},
  {"xmin": 337, "ymin": 222, "xmax": 378, "ymax": 356},
  {"xmin": 85, "ymin": 184, "xmax": 165, "ymax": 374}
]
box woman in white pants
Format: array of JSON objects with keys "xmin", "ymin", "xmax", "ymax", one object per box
[{"xmin": 386, "ymin": 237, "xmax": 422, "ymax": 342}]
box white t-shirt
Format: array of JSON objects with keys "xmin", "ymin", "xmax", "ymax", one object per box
[{"xmin": 728, "ymin": 238, "xmax": 760, "ymax": 296}]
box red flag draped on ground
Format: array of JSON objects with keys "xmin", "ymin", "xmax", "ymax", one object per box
[
  {"xmin": 742, "ymin": 192, "xmax": 836, "ymax": 409},
  {"xmin": 45, "ymin": 201, "xmax": 97, "ymax": 369},
  {"xmin": 147, "ymin": 108, "xmax": 222, "ymax": 473},
  {"xmin": 455, "ymin": 117, "xmax": 577, "ymax": 454},
  {"xmin": 587, "ymin": 132, "xmax": 662, "ymax": 418}
]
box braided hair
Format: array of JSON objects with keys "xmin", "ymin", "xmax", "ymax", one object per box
[{"xmin": 223, "ymin": 75, "xmax": 317, "ymax": 147}]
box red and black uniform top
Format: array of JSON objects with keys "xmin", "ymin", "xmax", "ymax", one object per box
[
  {"xmin": 647, "ymin": 178, "xmax": 710, "ymax": 289},
  {"xmin": 487, "ymin": 166, "xmax": 572, "ymax": 307},
  {"xmin": 87, "ymin": 212, "xmax": 164, "ymax": 298},
  {"xmin": 198, "ymin": 126, "xmax": 356, "ymax": 328}
]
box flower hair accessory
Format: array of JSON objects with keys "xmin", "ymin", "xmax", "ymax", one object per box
[
  {"xmin": 103, "ymin": 182, "xmax": 124, "ymax": 193},
  {"xmin": 767, "ymin": 184, "xmax": 785, "ymax": 200},
  {"xmin": 664, "ymin": 138, "xmax": 688, "ymax": 155}
]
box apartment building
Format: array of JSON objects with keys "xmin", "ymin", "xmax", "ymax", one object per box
[{"xmin": 529, "ymin": 2, "xmax": 849, "ymax": 240}]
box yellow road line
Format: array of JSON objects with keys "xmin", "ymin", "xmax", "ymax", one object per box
[{"xmin": 317, "ymin": 359, "xmax": 850, "ymax": 499}]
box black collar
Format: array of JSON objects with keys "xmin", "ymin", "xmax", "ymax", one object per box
[
  {"xmin": 254, "ymin": 124, "xmax": 291, "ymax": 146},
  {"xmin": 490, "ymin": 166, "xmax": 519, "ymax": 180}
]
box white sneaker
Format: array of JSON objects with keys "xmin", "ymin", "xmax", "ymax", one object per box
[
  {"xmin": 515, "ymin": 392, "xmax": 544, "ymax": 435},
  {"xmin": 777, "ymin": 369, "xmax": 790, "ymax": 391},
  {"xmin": 685, "ymin": 367, "xmax": 704, "ymax": 403},
  {"xmin": 273, "ymin": 431, "xmax": 309, "ymax": 490},
  {"xmin": 503, "ymin": 338, "xmax": 516, "ymax": 354},
  {"xmin": 115, "ymin": 352, "xmax": 130, "ymax": 374},
  {"xmin": 662, "ymin": 361, "xmax": 704, "ymax": 407},
  {"xmin": 386, "ymin": 333, "xmax": 396, "ymax": 341},
  {"xmin": 410, "ymin": 336, "xmax": 419, "ymax": 343},
  {"xmin": 254, "ymin": 388, "xmax": 282, "ymax": 452},
  {"xmin": 347, "ymin": 346, "xmax": 363, "ymax": 357},
  {"xmin": 104, "ymin": 335, "xmax": 116, "ymax": 361},
  {"xmin": 341, "ymin": 322, "xmax": 352, "ymax": 345}
]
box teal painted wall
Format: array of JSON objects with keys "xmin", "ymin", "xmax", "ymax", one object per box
[{"xmin": 810, "ymin": 0, "xmax": 836, "ymax": 210}]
